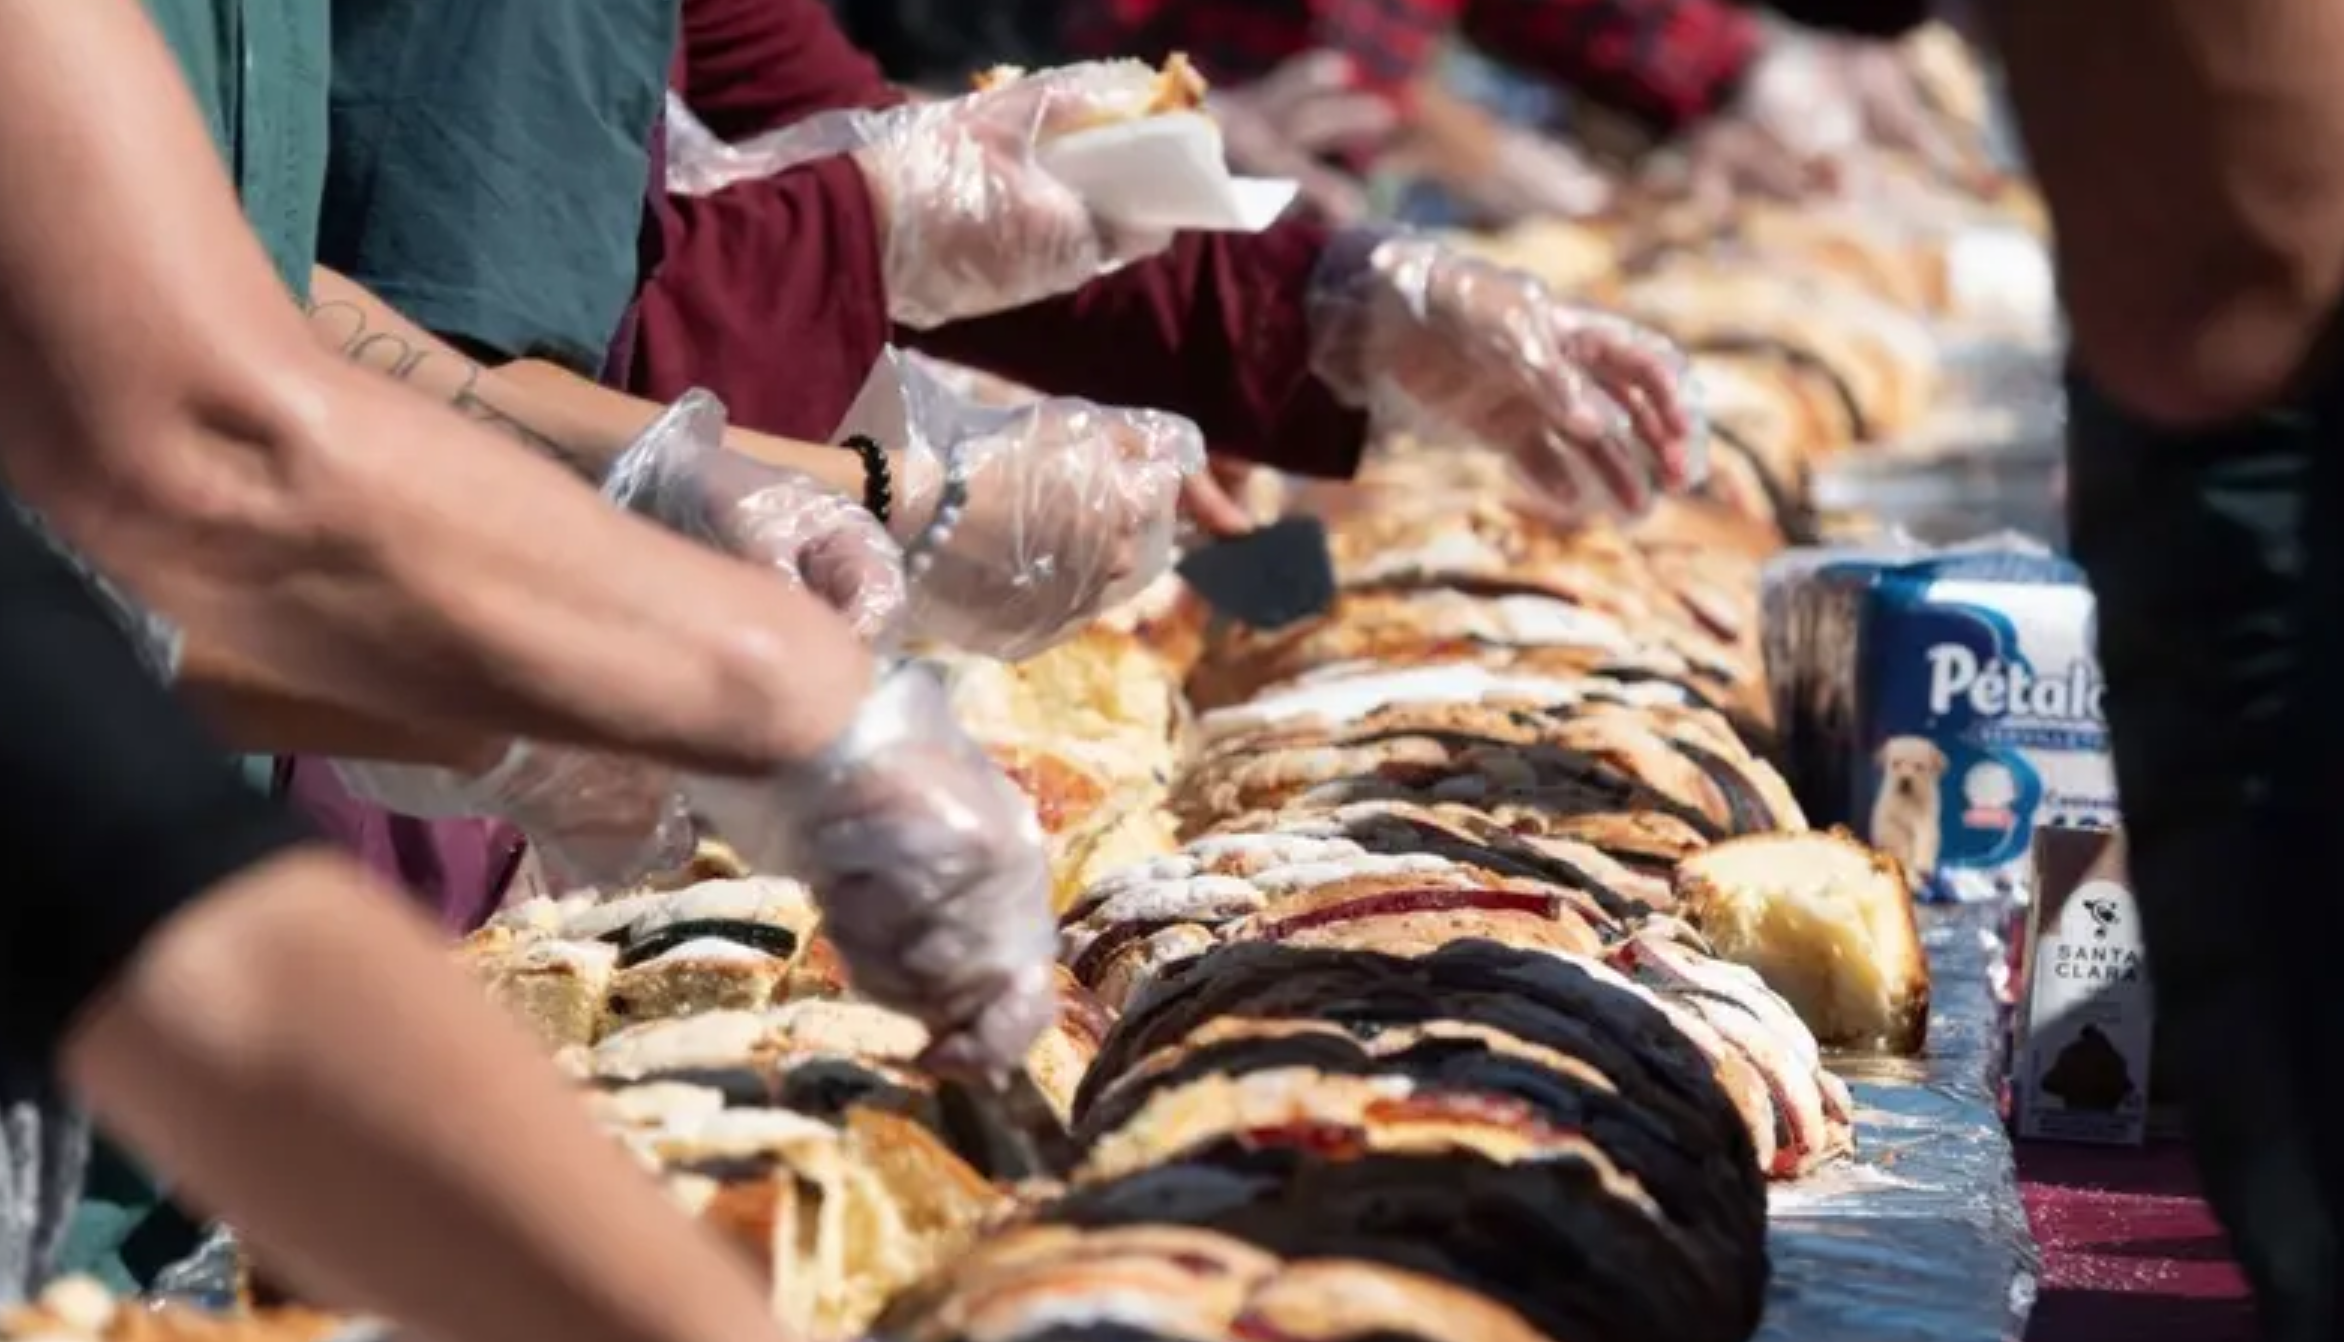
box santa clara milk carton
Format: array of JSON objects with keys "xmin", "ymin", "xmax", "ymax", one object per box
[{"xmin": 2016, "ymin": 826, "xmax": 2153, "ymax": 1145}]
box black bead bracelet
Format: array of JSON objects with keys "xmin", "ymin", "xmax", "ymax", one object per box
[{"xmin": 840, "ymin": 432, "xmax": 892, "ymax": 525}]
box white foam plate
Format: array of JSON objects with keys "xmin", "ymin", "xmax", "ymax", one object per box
[{"xmin": 1039, "ymin": 112, "xmax": 1299, "ymax": 233}]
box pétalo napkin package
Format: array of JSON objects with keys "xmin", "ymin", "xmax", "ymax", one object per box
[{"xmin": 1766, "ymin": 544, "xmax": 2113, "ymax": 902}]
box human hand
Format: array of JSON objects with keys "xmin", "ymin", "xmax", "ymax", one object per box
[
  {"xmin": 1465, "ymin": 123, "xmax": 1617, "ymax": 224},
  {"xmin": 880, "ymin": 351, "xmax": 1201, "ymax": 660},
  {"xmin": 685, "ymin": 663, "xmax": 1056, "ymax": 1077},
  {"xmin": 1683, "ymin": 30, "xmax": 1959, "ymax": 202},
  {"xmin": 1180, "ymin": 456, "xmax": 1262, "ymax": 538},
  {"xmin": 1679, "ymin": 115, "xmax": 1833, "ymax": 208},
  {"xmin": 1307, "ymin": 232, "xmax": 1700, "ymax": 525},
  {"xmin": 604, "ymin": 391, "xmax": 908, "ymax": 642},
  {"xmin": 1209, "ymin": 50, "xmax": 1394, "ymax": 224},
  {"xmin": 335, "ymin": 746, "xmax": 694, "ymax": 892},
  {"xmin": 1829, "ymin": 39, "xmax": 1972, "ymax": 174},
  {"xmin": 665, "ymin": 65, "xmax": 1172, "ymax": 326},
  {"xmin": 849, "ymin": 62, "xmax": 1183, "ymax": 328}
]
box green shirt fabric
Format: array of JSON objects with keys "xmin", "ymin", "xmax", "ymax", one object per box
[
  {"xmin": 318, "ymin": 0, "xmax": 679, "ymax": 370},
  {"xmin": 141, "ymin": 0, "xmax": 328, "ymax": 301},
  {"xmin": 140, "ymin": 0, "xmax": 326, "ymax": 796},
  {"xmin": 50, "ymin": 0, "xmax": 332, "ymax": 1293}
]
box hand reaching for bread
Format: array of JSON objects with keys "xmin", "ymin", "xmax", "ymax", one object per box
[
  {"xmin": 334, "ymin": 745, "xmax": 694, "ymax": 893},
  {"xmin": 875, "ymin": 349, "xmax": 1203, "ymax": 662},
  {"xmin": 687, "ymin": 663, "xmax": 1059, "ymax": 1079},
  {"xmin": 604, "ymin": 391, "xmax": 909, "ymax": 643},
  {"xmin": 1307, "ymin": 232, "xmax": 1702, "ymax": 527}
]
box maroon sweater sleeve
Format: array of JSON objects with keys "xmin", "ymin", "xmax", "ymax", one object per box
[
  {"xmin": 649, "ymin": 0, "xmax": 1369, "ymax": 477},
  {"xmin": 911, "ymin": 223, "xmax": 1369, "ymax": 479},
  {"xmin": 682, "ymin": 0, "xmax": 905, "ymax": 134},
  {"xmin": 625, "ymin": 155, "xmax": 896, "ymax": 441}
]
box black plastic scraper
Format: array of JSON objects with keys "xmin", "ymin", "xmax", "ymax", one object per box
[
  {"xmin": 1176, "ymin": 516, "xmax": 1337, "ymax": 630},
  {"xmin": 936, "ymin": 1070, "xmax": 1079, "ymax": 1184}
]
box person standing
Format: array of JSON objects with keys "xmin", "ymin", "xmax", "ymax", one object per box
[{"xmin": 1756, "ymin": 1, "xmax": 2344, "ymax": 1339}]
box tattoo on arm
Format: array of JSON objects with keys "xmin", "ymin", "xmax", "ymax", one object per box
[
  {"xmin": 304, "ymin": 297, "xmax": 601, "ymax": 479},
  {"xmin": 446, "ymin": 368, "xmax": 601, "ymax": 477}
]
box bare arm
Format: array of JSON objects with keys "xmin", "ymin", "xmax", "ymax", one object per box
[
  {"xmin": 171, "ymin": 268, "xmax": 892, "ymax": 764},
  {"xmin": 1987, "ymin": 0, "xmax": 2344, "ymax": 424},
  {"xmin": 0, "ymin": 0, "xmax": 868, "ymax": 774},
  {"xmin": 176, "ymin": 640, "xmax": 493, "ymax": 765},
  {"xmin": 305, "ymin": 268, "xmax": 874, "ymax": 493},
  {"xmin": 65, "ymin": 850, "xmax": 789, "ymax": 1342}
]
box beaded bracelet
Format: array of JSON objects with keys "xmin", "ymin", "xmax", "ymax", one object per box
[
  {"xmin": 840, "ymin": 433, "xmax": 892, "ymax": 525},
  {"xmin": 901, "ymin": 455, "xmax": 973, "ymax": 581}
]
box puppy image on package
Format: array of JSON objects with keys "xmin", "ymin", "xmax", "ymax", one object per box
[{"xmin": 1871, "ymin": 736, "xmax": 1947, "ymax": 881}]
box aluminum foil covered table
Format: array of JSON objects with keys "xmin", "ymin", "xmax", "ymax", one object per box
[{"xmin": 1761, "ymin": 902, "xmax": 2037, "ymax": 1342}]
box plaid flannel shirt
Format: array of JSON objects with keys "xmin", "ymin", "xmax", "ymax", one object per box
[{"xmin": 1061, "ymin": 0, "xmax": 1760, "ymax": 133}]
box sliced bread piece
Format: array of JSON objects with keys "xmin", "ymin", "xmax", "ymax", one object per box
[{"xmin": 1674, "ymin": 829, "xmax": 1930, "ymax": 1054}]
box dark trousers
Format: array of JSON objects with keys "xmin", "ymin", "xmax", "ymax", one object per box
[{"xmin": 2067, "ymin": 370, "xmax": 2344, "ymax": 1342}]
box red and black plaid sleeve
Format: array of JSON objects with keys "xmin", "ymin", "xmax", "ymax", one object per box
[
  {"xmin": 1309, "ymin": 0, "xmax": 1467, "ymax": 91},
  {"xmin": 1062, "ymin": 0, "xmax": 1754, "ymax": 132},
  {"xmin": 1458, "ymin": 0, "xmax": 1761, "ymax": 133}
]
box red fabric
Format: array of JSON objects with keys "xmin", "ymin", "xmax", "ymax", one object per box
[
  {"xmin": 627, "ymin": 154, "xmax": 896, "ymax": 441},
  {"xmin": 623, "ymin": 0, "xmax": 1366, "ymax": 477},
  {"xmin": 1063, "ymin": 0, "xmax": 1758, "ymax": 133},
  {"xmin": 912, "ymin": 216, "xmax": 1368, "ymax": 479},
  {"xmin": 2018, "ymin": 1142, "xmax": 2256, "ymax": 1342},
  {"xmin": 679, "ymin": 0, "xmax": 903, "ymax": 133},
  {"xmin": 282, "ymin": 760, "xmax": 525, "ymax": 936}
]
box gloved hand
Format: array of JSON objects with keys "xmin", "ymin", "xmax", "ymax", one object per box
[
  {"xmin": 853, "ymin": 62, "xmax": 1189, "ymax": 327},
  {"xmin": 1180, "ymin": 456, "xmax": 1264, "ymax": 538},
  {"xmin": 1827, "ymin": 39, "xmax": 1972, "ymax": 174},
  {"xmin": 1679, "ymin": 115, "xmax": 1832, "ymax": 207},
  {"xmin": 604, "ymin": 391, "xmax": 908, "ymax": 642},
  {"xmin": 1458, "ymin": 123, "xmax": 1617, "ymax": 224},
  {"xmin": 876, "ymin": 350, "xmax": 1202, "ymax": 660},
  {"xmin": 1307, "ymin": 231, "xmax": 1701, "ymax": 526},
  {"xmin": 1209, "ymin": 51, "xmax": 1395, "ymax": 224},
  {"xmin": 1682, "ymin": 28, "xmax": 1959, "ymax": 202},
  {"xmin": 335, "ymin": 746, "xmax": 694, "ymax": 893},
  {"xmin": 686, "ymin": 663, "xmax": 1055, "ymax": 1078},
  {"xmin": 663, "ymin": 64, "xmax": 1176, "ymax": 326}
]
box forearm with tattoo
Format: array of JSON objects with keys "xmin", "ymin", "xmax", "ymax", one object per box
[
  {"xmin": 302, "ymin": 268, "xmax": 870, "ymax": 497},
  {"xmin": 303, "ymin": 294, "xmax": 604, "ymax": 477}
]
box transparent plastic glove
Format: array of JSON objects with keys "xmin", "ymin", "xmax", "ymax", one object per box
[
  {"xmin": 881, "ymin": 350, "xmax": 1202, "ymax": 660},
  {"xmin": 1209, "ymin": 51, "xmax": 1395, "ymax": 224},
  {"xmin": 1307, "ymin": 231, "xmax": 1701, "ymax": 526},
  {"xmin": 1469, "ymin": 125, "xmax": 1617, "ymax": 223},
  {"xmin": 685, "ymin": 664, "xmax": 1055, "ymax": 1077},
  {"xmin": 1830, "ymin": 40, "xmax": 1971, "ymax": 172},
  {"xmin": 334, "ymin": 746, "xmax": 694, "ymax": 892},
  {"xmin": 1181, "ymin": 456, "xmax": 1262, "ymax": 539},
  {"xmin": 1686, "ymin": 29, "xmax": 1956, "ymax": 201},
  {"xmin": 1733, "ymin": 31, "xmax": 1868, "ymax": 163},
  {"xmin": 855, "ymin": 63, "xmax": 1186, "ymax": 327},
  {"xmin": 663, "ymin": 66, "xmax": 1174, "ymax": 326},
  {"xmin": 603, "ymin": 391, "xmax": 908, "ymax": 642}
]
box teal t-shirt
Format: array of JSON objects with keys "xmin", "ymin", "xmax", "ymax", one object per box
[
  {"xmin": 318, "ymin": 0, "xmax": 678, "ymax": 370},
  {"xmin": 145, "ymin": 0, "xmax": 326, "ymax": 796},
  {"xmin": 142, "ymin": 0, "xmax": 327, "ymax": 302},
  {"xmin": 52, "ymin": 0, "xmax": 331, "ymax": 1293}
]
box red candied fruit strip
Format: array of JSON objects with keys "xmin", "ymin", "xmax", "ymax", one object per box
[
  {"xmin": 1259, "ymin": 887, "xmax": 1559, "ymax": 940},
  {"xmin": 1231, "ymin": 1316, "xmax": 1305, "ymax": 1342}
]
